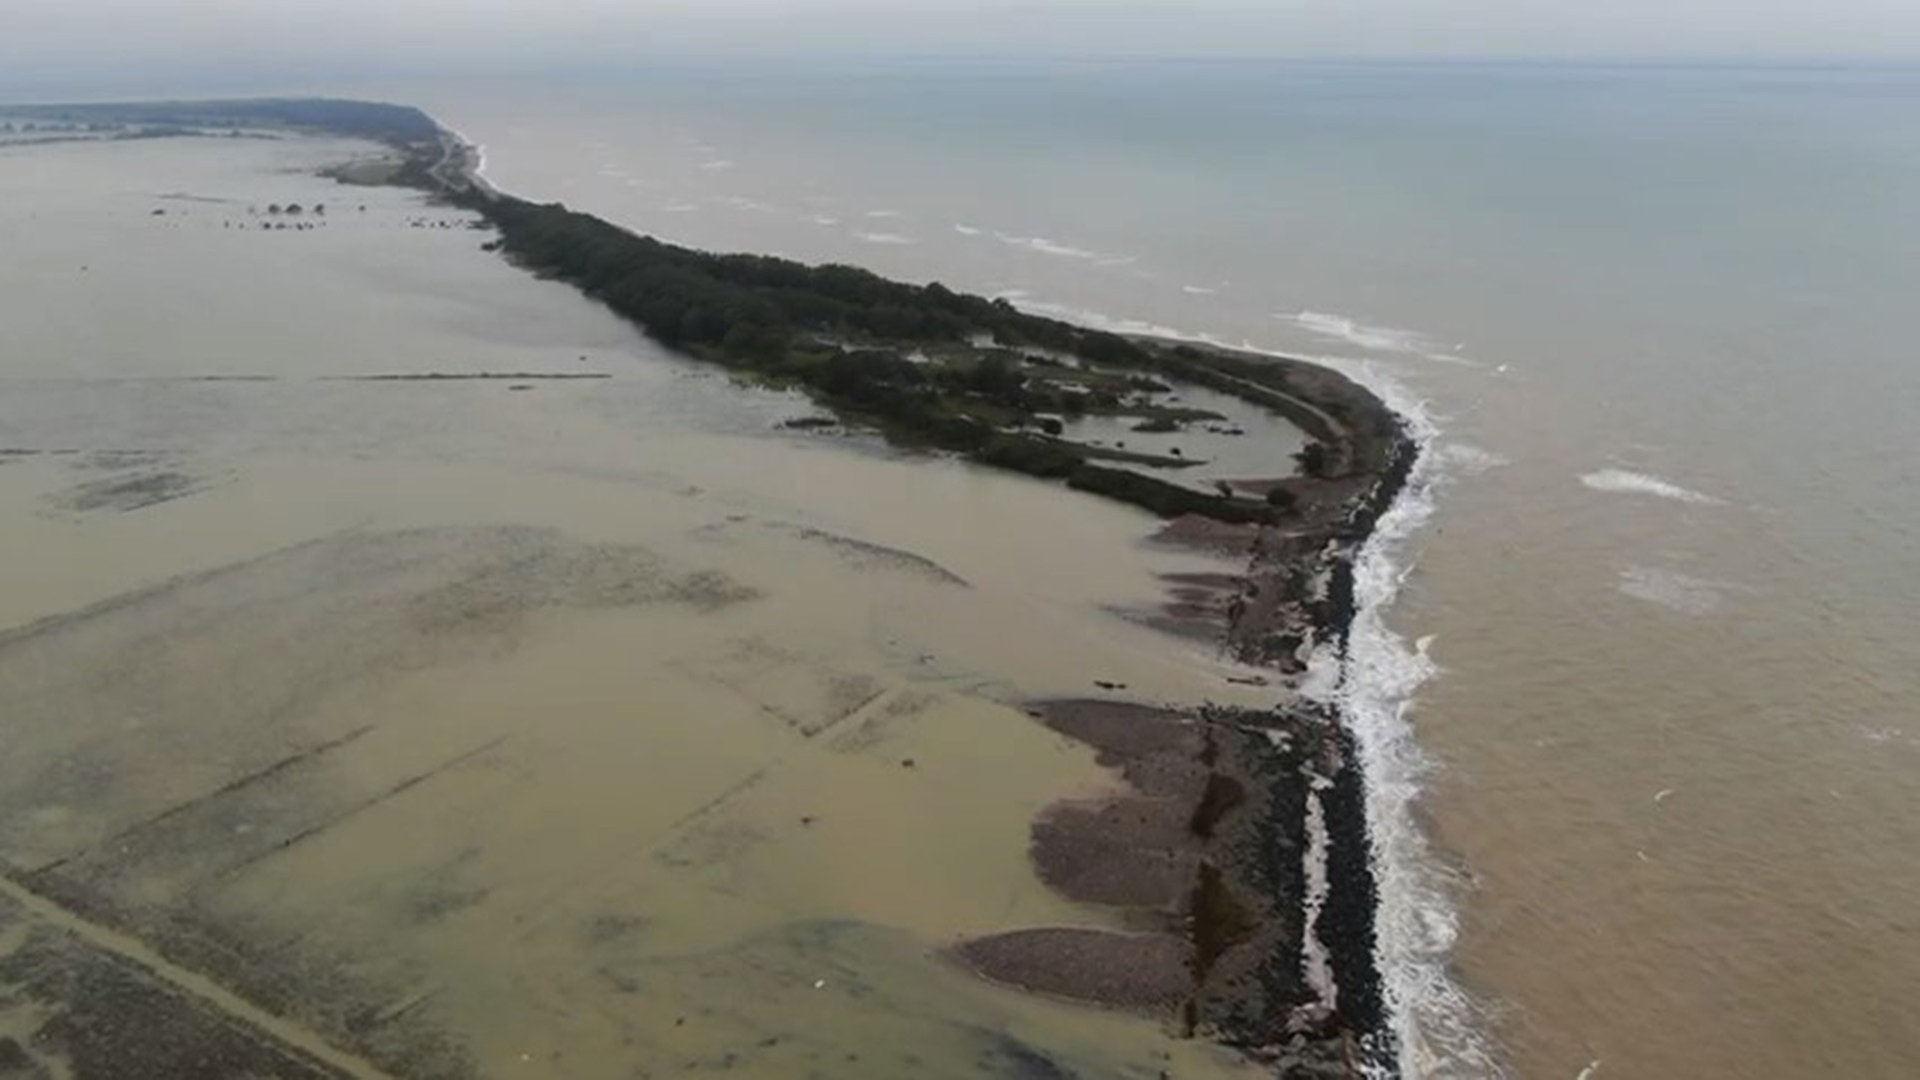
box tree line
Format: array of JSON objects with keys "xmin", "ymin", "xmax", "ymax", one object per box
[{"xmin": 465, "ymin": 195, "xmax": 1284, "ymax": 524}]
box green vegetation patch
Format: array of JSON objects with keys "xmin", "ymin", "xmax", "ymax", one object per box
[{"xmin": 456, "ymin": 195, "xmax": 1296, "ymax": 524}]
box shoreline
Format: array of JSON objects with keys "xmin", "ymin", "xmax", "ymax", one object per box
[{"xmin": 423, "ymin": 120, "xmax": 1422, "ymax": 1073}]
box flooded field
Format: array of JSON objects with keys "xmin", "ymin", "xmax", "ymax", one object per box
[{"xmin": 0, "ymin": 136, "xmax": 1298, "ymax": 1078}]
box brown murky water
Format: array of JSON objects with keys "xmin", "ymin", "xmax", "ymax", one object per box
[{"xmin": 0, "ymin": 136, "xmax": 1290, "ymax": 1078}]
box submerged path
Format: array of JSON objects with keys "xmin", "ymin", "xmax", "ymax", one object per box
[{"xmin": 0, "ymin": 863, "xmax": 392, "ymax": 1079}]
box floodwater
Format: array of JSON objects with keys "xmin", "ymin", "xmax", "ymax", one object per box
[{"xmin": 0, "ymin": 135, "xmax": 1295, "ymax": 1078}]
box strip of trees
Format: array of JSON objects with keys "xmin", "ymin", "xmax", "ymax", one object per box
[{"xmin": 468, "ymin": 195, "xmax": 1282, "ymax": 523}]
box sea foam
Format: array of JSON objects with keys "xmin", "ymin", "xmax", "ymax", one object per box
[
  {"xmin": 994, "ymin": 232, "xmax": 1107, "ymax": 261},
  {"xmin": 1435, "ymin": 443, "xmax": 1509, "ymax": 476},
  {"xmin": 1618, "ymin": 566, "xmax": 1742, "ymax": 616},
  {"xmin": 1309, "ymin": 365, "xmax": 1506, "ymax": 1080},
  {"xmin": 1293, "ymin": 310, "xmax": 1432, "ymax": 353},
  {"xmin": 440, "ymin": 126, "xmax": 489, "ymax": 183},
  {"xmin": 1581, "ymin": 468, "xmax": 1722, "ymax": 505},
  {"xmin": 1287, "ymin": 311, "xmax": 1480, "ymax": 368},
  {"xmin": 991, "ymin": 295, "xmax": 1195, "ymax": 344}
]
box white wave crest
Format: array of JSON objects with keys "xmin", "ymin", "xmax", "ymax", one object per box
[
  {"xmin": 1581, "ymin": 469, "xmax": 1722, "ymax": 505},
  {"xmin": 991, "ymin": 295, "xmax": 1196, "ymax": 343},
  {"xmin": 854, "ymin": 231, "xmax": 915, "ymax": 245},
  {"xmin": 1182, "ymin": 285, "xmax": 1219, "ymax": 295},
  {"xmin": 1301, "ymin": 366, "xmax": 1507, "ymax": 1080},
  {"xmin": 993, "ymin": 232, "xmax": 1110, "ymax": 261},
  {"xmin": 1286, "ymin": 310, "xmax": 1481, "ymax": 367},
  {"xmin": 1618, "ymin": 566, "xmax": 1742, "ymax": 616},
  {"xmin": 1435, "ymin": 443, "xmax": 1509, "ymax": 476},
  {"xmin": 953, "ymin": 223, "xmax": 983, "ymax": 236},
  {"xmin": 1293, "ymin": 310, "xmax": 1431, "ymax": 353}
]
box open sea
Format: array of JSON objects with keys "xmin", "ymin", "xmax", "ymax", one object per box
[{"xmin": 389, "ymin": 59, "xmax": 1920, "ymax": 1078}]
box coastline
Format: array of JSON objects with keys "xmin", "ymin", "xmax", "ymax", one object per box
[{"xmin": 424, "ymin": 121, "xmax": 1423, "ymax": 1074}]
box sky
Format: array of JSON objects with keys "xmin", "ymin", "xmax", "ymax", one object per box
[{"xmin": 3, "ymin": 0, "xmax": 1918, "ymax": 96}]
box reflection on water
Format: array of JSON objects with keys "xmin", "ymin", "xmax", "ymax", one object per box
[{"xmin": 0, "ymin": 137, "xmax": 1286, "ymax": 1077}]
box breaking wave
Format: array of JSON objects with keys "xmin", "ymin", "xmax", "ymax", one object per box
[
  {"xmin": 993, "ymin": 232, "xmax": 1112, "ymax": 261},
  {"xmin": 1287, "ymin": 311, "xmax": 1480, "ymax": 367},
  {"xmin": 1581, "ymin": 469, "xmax": 1722, "ymax": 505},
  {"xmin": 1325, "ymin": 374, "xmax": 1506, "ymax": 1079},
  {"xmin": 1618, "ymin": 566, "xmax": 1742, "ymax": 616}
]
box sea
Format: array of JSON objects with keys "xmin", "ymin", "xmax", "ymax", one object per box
[{"xmin": 391, "ymin": 60, "xmax": 1920, "ymax": 1078}]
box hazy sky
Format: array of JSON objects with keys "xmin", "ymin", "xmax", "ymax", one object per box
[{"xmin": 3, "ymin": 0, "xmax": 1917, "ymax": 95}]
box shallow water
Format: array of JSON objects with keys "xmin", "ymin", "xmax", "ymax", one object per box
[{"xmin": 0, "ymin": 135, "xmax": 1289, "ymax": 1078}]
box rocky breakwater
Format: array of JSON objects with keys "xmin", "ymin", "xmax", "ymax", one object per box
[{"xmin": 952, "ymin": 343, "xmax": 1416, "ymax": 1078}]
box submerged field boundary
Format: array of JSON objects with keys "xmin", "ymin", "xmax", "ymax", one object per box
[{"xmin": 0, "ymin": 863, "xmax": 393, "ymax": 1080}]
